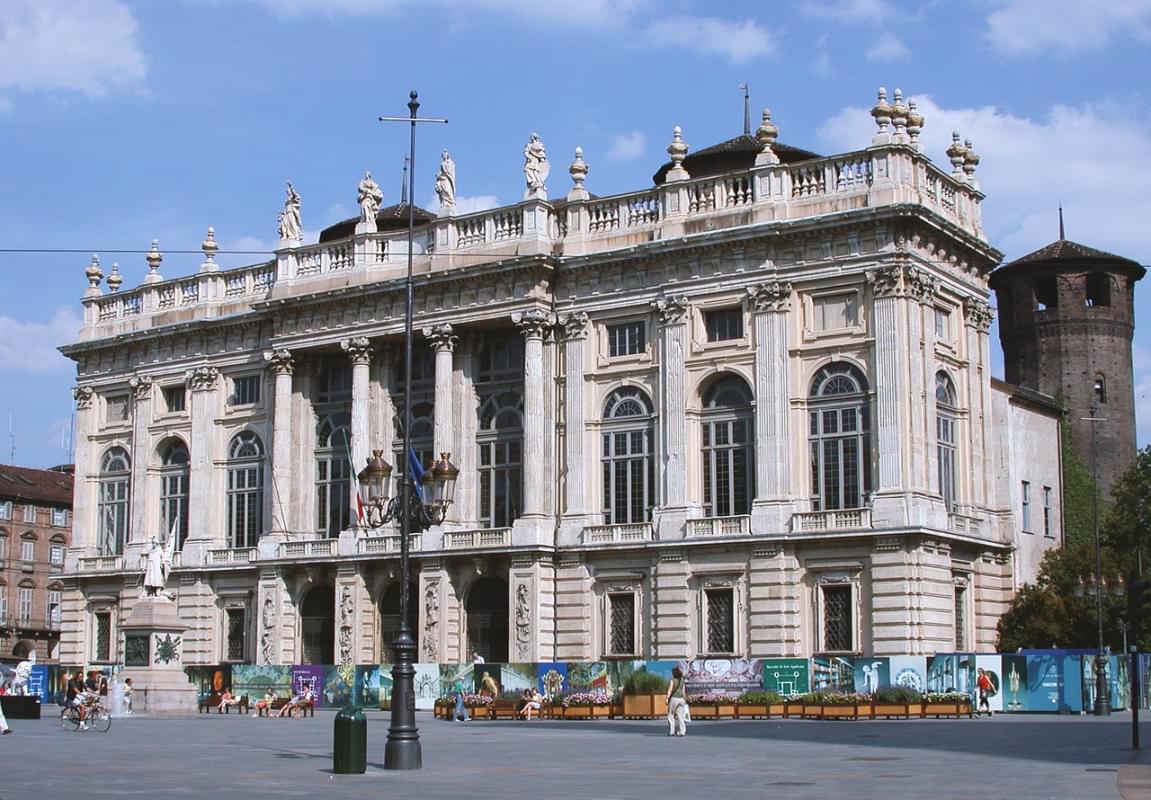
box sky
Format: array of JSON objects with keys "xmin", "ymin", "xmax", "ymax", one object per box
[{"xmin": 1, "ymin": 0, "xmax": 1150, "ymax": 468}]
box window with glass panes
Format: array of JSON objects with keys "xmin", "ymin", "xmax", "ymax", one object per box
[
  {"xmin": 704, "ymin": 307, "xmax": 744, "ymax": 342},
  {"xmin": 1021, "ymin": 481, "xmax": 1032, "ymax": 531},
  {"xmin": 17, "ymin": 586, "xmax": 31, "ymax": 621},
  {"xmin": 159, "ymin": 439, "xmax": 190, "ymax": 549},
  {"xmin": 808, "ymin": 363, "xmax": 871, "ymax": 511},
  {"xmin": 162, "ymin": 385, "xmax": 186, "ymax": 413},
  {"xmin": 315, "ymin": 413, "xmax": 352, "ymax": 537},
  {"xmin": 52, "ymin": 508, "xmax": 67, "ymax": 526},
  {"xmin": 230, "ymin": 374, "xmax": 261, "ymax": 406},
  {"xmin": 95, "ymin": 611, "xmax": 111, "ymax": 661},
  {"xmin": 22, "ymin": 504, "xmax": 35, "ymax": 523},
  {"xmin": 226, "ymin": 608, "xmax": 246, "ymax": 661},
  {"xmin": 51, "ymin": 544, "xmax": 64, "ymax": 566},
  {"xmin": 476, "ymin": 335, "xmax": 524, "ymax": 529},
  {"xmin": 393, "ymin": 346, "xmax": 436, "ymax": 489},
  {"xmin": 0, "ymin": 501, "xmax": 10, "ymax": 520},
  {"xmin": 227, "ymin": 432, "xmax": 264, "ymax": 548},
  {"xmin": 821, "ymin": 584, "xmax": 853, "ymax": 652},
  {"xmin": 954, "ymin": 584, "xmax": 967, "ymax": 650},
  {"xmin": 601, "ymin": 387, "xmax": 654, "ymax": 524},
  {"xmin": 20, "ymin": 539, "xmax": 33, "ymax": 562},
  {"xmin": 47, "ymin": 588, "xmax": 61, "ymax": 626},
  {"xmin": 105, "ymin": 394, "xmax": 129, "ymax": 424},
  {"xmin": 607, "ymin": 321, "xmax": 646, "ymax": 358},
  {"xmin": 701, "ymin": 376, "xmax": 754, "ymax": 517},
  {"xmin": 0, "ymin": 591, "xmax": 7, "ymax": 621},
  {"xmin": 936, "ymin": 372, "xmax": 958, "ymax": 511},
  {"xmin": 1043, "ymin": 486, "xmax": 1053, "ymax": 537},
  {"xmin": 98, "ymin": 447, "xmax": 131, "ymax": 555},
  {"xmin": 607, "ymin": 593, "xmax": 636, "ymax": 655},
  {"xmin": 704, "ymin": 587, "xmax": 735, "ymax": 653}
]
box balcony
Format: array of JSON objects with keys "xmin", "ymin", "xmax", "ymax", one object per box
[
  {"xmin": 789, "ymin": 508, "xmax": 873, "ymax": 532},
  {"xmin": 687, "ymin": 516, "xmax": 752, "ymax": 538},
  {"xmin": 205, "ymin": 547, "xmax": 257, "ymax": 566},
  {"xmin": 357, "ymin": 533, "xmax": 422, "ymax": 555},
  {"xmin": 444, "ymin": 528, "xmax": 512, "ymax": 549},
  {"xmin": 279, "ymin": 539, "xmax": 337, "ymax": 559},
  {"xmin": 78, "ymin": 555, "xmax": 124, "ymax": 572},
  {"xmin": 948, "ymin": 510, "xmax": 984, "ymax": 536},
  {"xmin": 582, "ymin": 523, "xmax": 654, "ymax": 545}
]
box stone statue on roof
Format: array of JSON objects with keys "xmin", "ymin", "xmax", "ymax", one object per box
[
  {"xmin": 358, "ymin": 171, "xmax": 383, "ymax": 224},
  {"xmin": 435, "ymin": 150, "xmax": 456, "ymax": 214},
  {"xmin": 523, "ymin": 133, "xmax": 549, "ymax": 198},
  {"xmin": 278, "ymin": 182, "xmax": 302, "ymax": 242}
]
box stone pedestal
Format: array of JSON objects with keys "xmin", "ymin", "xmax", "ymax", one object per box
[{"xmin": 120, "ymin": 597, "xmax": 196, "ymax": 714}]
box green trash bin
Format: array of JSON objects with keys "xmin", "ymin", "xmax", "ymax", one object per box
[{"xmin": 333, "ymin": 706, "xmax": 367, "ymax": 774}]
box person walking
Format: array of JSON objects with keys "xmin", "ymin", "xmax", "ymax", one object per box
[
  {"xmin": 666, "ymin": 666, "xmax": 688, "ymax": 737},
  {"xmin": 0, "ymin": 689, "xmax": 12, "ymax": 735},
  {"xmin": 976, "ymin": 668, "xmax": 993, "ymax": 717},
  {"xmin": 452, "ymin": 678, "xmax": 470, "ymax": 722}
]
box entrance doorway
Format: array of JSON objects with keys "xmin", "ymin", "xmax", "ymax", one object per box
[
  {"xmin": 300, "ymin": 585, "xmax": 334, "ymax": 664},
  {"xmin": 466, "ymin": 577, "xmax": 508, "ymax": 662},
  {"xmin": 378, "ymin": 581, "xmax": 418, "ymax": 662}
]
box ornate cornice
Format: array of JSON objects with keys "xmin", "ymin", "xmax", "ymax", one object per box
[
  {"xmin": 557, "ymin": 311, "xmax": 589, "ymax": 341},
  {"xmin": 185, "ymin": 366, "xmax": 219, "ymax": 392},
  {"xmin": 422, "ymin": 324, "xmax": 457, "ymax": 353},
  {"xmin": 652, "ymin": 295, "xmax": 689, "ymax": 325},
  {"xmin": 340, "ymin": 336, "xmax": 374, "ymax": 365},
  {"xmin": 263, "ymin": 348, "xmax": 295, "ymax": 376},
  {"xmin": 747, "ymin": 281, "xmax": 792, "ymax": 313}
]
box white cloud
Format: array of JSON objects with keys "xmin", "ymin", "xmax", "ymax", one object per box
[
  {"xmin": 643, "ymin": 16, "xmax": 777, "ymax": 63},
  {"xmin": 247, "ymin": 0, "xmax": 649, "ymax": 26},
  {"xmin": 985, "ymin": 0, "xmax": 1151, "ymax": 56},
  {"xmin": 0, "ymin": 307, "xmax": 83, "ymax": 374},
  {"xmin": 606, "ymin": 132, "xmax": 646, "ymax": 162},
  {"xmin": 0, "ymin": 0, "xmax": 146, "ymax": 106},
  {"xmin": 801, "ymin": 0, "xmax": 897, "ymax": 22},
  {"xmin": 811, "ymin": 34, "xmax": 833, "ymax": 76},
  {"xmin": 866, "ymin": 33, "xmax": 910, "ymax": 62},
  {"xmin": 453, "ymin": 195, "xmax": 500, "ymax": 215}
]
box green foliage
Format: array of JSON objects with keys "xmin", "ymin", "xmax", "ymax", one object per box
[
  {"xmin": 872, "ymin": 686, "xmax": 922, "ymax": 703},
  {"xmin": 1102, "ymin": 445, "xmax": 1151, "ymax": 561},
  {"xmin": 737, "ymin": 690, "xmax": 782, "ymax": 704},
  {"xmin": 622, "ymin": 670, "xmax": 668, "ymax": 695},
  {"xmin": 1061, "ymin": 422, "xmax": 1101, "ymax": 548}
]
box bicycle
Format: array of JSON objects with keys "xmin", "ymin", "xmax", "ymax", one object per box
[{"xmin": 61, "ymin": 702, "xmax": 112, "ymax": 732}]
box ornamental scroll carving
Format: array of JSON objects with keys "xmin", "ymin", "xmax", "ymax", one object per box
[
  {"xmin": 338, "ymin": 584, "xmax": 354, "ymax": 665},
  {"xmin": 422, "ymin": 581, "xmax": 440, "ymax": 662},
  {"xmin": 557, "ymin": 311, "xmax": 589, "ymax": 341},
  {"xmin": 963, "ymin": 298, "xmax": 994, "ymax": 332},
  {"xmin": 652, "ymin": 295, "xmax": 690, "ymax": 325},
  {"xmin": 72, "ymin": 385, "xmax": 94, "ymax": 410},
  {"xmin": 746, "ymin": 281, "xmax": 792, "ymax": 313},
  {"xmin": 185, "ymin": 366, "xmax": 219, "ymax": 392},
  {"xmin": 514, "ymin": 583, "xmax": 531, "ymax": 660},
  {"xmin": 511, "ymin": 308, "xmax": 552, "ymax": 339},
  {"xmin": 260, "ymin": 594, "xmax": 276, "ymax": 665},
  {"xmin": 340, "ymin": 336, "xmax": 373, "ymax": 366},
  {"xmin": 865, "ymin": 265, "xmax": 902, "ymax": 298},
  {"xmin": 263, "ymin": 349, "xmax": 295, "ymax": 375},
  {"xmin": 423, "ymin": 323, "xmax": 457, "ymax": 352},
  {"xmin": 128, "ymin": 375, "xmax": 153, "ymax": 402}
]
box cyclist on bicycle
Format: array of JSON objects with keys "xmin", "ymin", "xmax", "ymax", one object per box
[{"xmin": 65, "ymin": 671, "xmax": 90, "ymax": 728}]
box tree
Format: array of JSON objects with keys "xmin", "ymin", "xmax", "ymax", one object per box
[
  {"xmin": 1101, "ymin": 444, "xmax": 1151, "ymax": 565},
  {"xmin": 1061, "ymin": 422, "xmax": 1100, "ymax": 547}
]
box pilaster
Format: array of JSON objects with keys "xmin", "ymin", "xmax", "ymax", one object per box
[
  {"xmin": 185, "ymin": 367, "xmax": 219, "ymax": 555},
  {"xmin": 127, "ymin": 375, "xmax": 153, "ymax": 551},
  {"xmin": 652, "ymin": 550, "xmax": 690, "ymax": 659},
  {"xmin": 867, "ymin": 264, "xmax": 908, "ymax": 527},
  {"xmin": 748, "ymin": 545, "xmax": 802, "ymax": 658},
  {"xmin": 452, "ymin": 341, "xmax": 479, "ymax": 529},
  {"xmin": 553, "ymin": 556, "xmax": 591, "ymax": 660},
  {"xmin": 558, "ymin": 311, "xmax": 590, "ymax": 546},
  {"xmin": 747, "ymin": 282, "xmax": 793, "ymax": 533},
  {"xmin": 965, "ymin": 299, "xmax": 994, "ymax": 509},
  {"xmin": 425, "ymin": 324, "xmax": 457, "ymax": 520},
  {"xmin": 264, "ymin": 349, "xmax": 295, "ymax": 551},
  {"xmin": 512, "ymin": 309, "xmax": 552, "ymax": 542},
  {"xmin": 653, "ymin": 296, "xmax": 690, "ymax": 540},
  {"xmin": 341, "ymin": 337, "xmax": 373, "ymax": 530},
  {"xmin": 70, "ymin": 386, "xmax": 96, "ymax": 558}
]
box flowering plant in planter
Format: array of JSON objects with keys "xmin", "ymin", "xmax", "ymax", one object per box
[
  {"xmin": 462, "ymin": 692, "xmax": 493, "ymax": 706},
  {"xmin": 803, "ymin": 691, "xmax": 871, "ymax": 705},
  {"xmin": 737, "ymin": 690, "xmax": 783, "ymax": 705},
  {"xmin": 873, "ymin": 687, "xmax": 922, "ymax": 703},
  {"xmin": 687, "ymin": 692, "xmax": 735, "ymax": 704},
  {"xmin": 924, "ymin": 692, "xmax": 970, "ymax": 703},
  {"xmin": 563, "ymin": 690, "xmax": 613, "ymax": 707}
]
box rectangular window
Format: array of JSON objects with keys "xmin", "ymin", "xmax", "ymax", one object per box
[
  {"xmin": 812, "ymin": 293, "xmax": 859, "ymax": 331},
  {"xmin": 1043, "ymin": 486, "xmax": 1053, "ymax": 537},
  {"xmin": 0, "ymin": 592, "xmax": 7, "ymax": 622},
  {"xmin": 226, "ymin": 608, "xmax": 246, "ymax": 661},
  {"xmin": 0, "ymin": 501, "xmax": 9, "ymax": 520},
  {"xmin": 22, "ymin": 504, "xmax": 36, "ymax": 524},
  {"xmin": 50, "ymin": 545, "xmax": 64, "ymax": 567},
  {"xmin": 47, "ymin": 589, "xmax": 61, "ymax": 627},
  {"xmin": 607, "ymin": 593, "xmax": 636, "ymax": 656},
  {"xmin": 954, "ymin": 584, "xmax": 967, "ymax": 651},
  {"xmin": 162, "ymin": 385, "xmax": 186, "ymax": 413},
  {"xmin": 105, "ymin": 394, "xmax": 130, "ymax": 424},
  {"xmin": 704, "ymin": 307, "xmax": 744, "ymax": 342},
  {"xmin": 17, "ymin": 587, "xmax": 32, "ymax": 622},
  {"xmin": 934, "ymin": 307, "xmax": 952, "ymax": 341},
  {"xmin": 704, "ymin": 587, "xmax": 735, "ymax": 653},
  {"xmin": 52, "ymin": 508, "xmax": 67, "ymax": 527},
  {"xmin": 20, "ymin": 540, "xmax": 33, "ymax": 563},
  {"xmin": 95, "ymin": 611, "xmax": 112, "ymax": 661},
  {"xmin": 231, "ymin": 375, "xmax": 261, "ymax": 406},
  {"xmin": 1021, "ymin": 481, "xmax": 1032, "ymax": 532},
  {"xmin": 822, "ymin": 584, "xmax": 853, "ymax": 652},
  {"xmin": 0, "ymin": 537, "xmax": 6, "ymax": 563},
  {"xmin": 607, "ymin": 321, "xmax": 646, "ymax": 358}
]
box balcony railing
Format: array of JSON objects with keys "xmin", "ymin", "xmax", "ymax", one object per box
[
  {"xmin": 205, "ymin": 547, "xmax": 257, "ymax": 566},
  {"xmin": 687, "ymin": 516, "xmax": 752, "ymax": 538},
  {"xmin": 357, "ymin": 533, "xmax": 422, "ymax": 554},
  {"xmin": 78, "ymin": 555, "xmax": 124, "ymax": 572},
  {"xmin": 582, "ymin": 523, "xmax": 654, "ymax": 545},
  {"xmin": 444, "ymin": 528, "xmax": 512, "ymax": 549},
  {"xmin": 948, "ymin": 511, "xmax": 983, "ymax": 536},
  {"xmin": 280, "ymin": 539, "xmax": 337, "ymax": 559},
  {"xmin": 789, "ymin": 508, "xmax": 873, "ymax": 532}
]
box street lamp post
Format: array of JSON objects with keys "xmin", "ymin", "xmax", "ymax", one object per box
[{"xmin": 365, "ymin": 91, "xmax": 449, "ymax": 771}]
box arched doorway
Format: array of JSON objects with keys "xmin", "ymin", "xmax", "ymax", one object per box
[
  {"xmin": 12, "ymin": 641, "xmax": 34, "ymax": 660},
  {"xmin": 300, "ymin": 586, "xmax": 334, "ymax": 664},
  {"xmin": 466, "ymin": 577, "xmax": 508, "ymax": 663},
  {"xmin": 378, "ymin": 582, "xmax": 418, "ymax": 662}
]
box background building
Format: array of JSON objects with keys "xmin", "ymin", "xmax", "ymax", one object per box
[
  {"xmin": 59, "ymin": 96, "xmax": 1062, "ymax": 669},
  {"xmin": 0, "ymin": 463, "xmax": 72, "ymax": 663}
]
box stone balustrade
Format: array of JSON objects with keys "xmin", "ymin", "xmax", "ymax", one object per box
[
  {"xmin": 205, "ymin": 547, "xmax": 257, "ymax": 565},
  {"xmin": 687, "ymin": 516, "xmax": 752, "ymax": 538},
  {"xmin": 444, "ymin": 528, "xmax": 512, "ymax": 549},
  {"xmin": 789, "ymin": 508, "xmax": 873, "ymax": 532},
  {"xmin": 357, "ymin": 533, "xmax": 422, "ymax": 554},
  {"xmin": 581, "ymin": 523, "xmax": 655, "ymax": 545},
  {"xmin": 78, "ymin": 555, "xmax": 124, "ymax": 572},
  {"xmin": 948, "ymin": 511, "xmax": 983, "ymax": 536},
  {"xmin": 279, "ymin": 539, "xmax": 337, "ymax": 558}
]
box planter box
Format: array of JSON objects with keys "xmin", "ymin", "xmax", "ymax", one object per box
[
  {"xmin": 609, "ymin": 703, "xmax": 623, "ymax": 719},
  {"xmin": 783, "ymin": 701, "xmax": 803, "ymax": 719},
  {"xmin": 820, "ymin": 704, "xmax": 864, "ymax": 719},
  {"xmin": 466, "ymin": 704, "xmax": 491, "ymax": 720},
  {"xmin": 692, "ymin": 704, "xmax": 719, "ymax": 719},
  {"xmin": 802, "ymin": 703, "xmax": 824, "ymax": 719},
  {"xmin": 622, "ymin": 693, "xmax": 668, "ymax": 719},
  {"xmin": 735, "ymin": 703, "xmax": 768, "ymax": 719},
  {"xmin": 923, "ymin": 701, "xmax": 972, "ymax": 719},
  {"xmin": 562, "ymin": 704, "xmax": 611, "ymax": 719},
  {"xmin": 871, "ymin": 702, "xmax": 919, "ymax": 719}
]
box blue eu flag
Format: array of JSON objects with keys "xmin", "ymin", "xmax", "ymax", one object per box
[{"xmin": 407, "ymin": 448, "xmax": 425, "ymax": 500}]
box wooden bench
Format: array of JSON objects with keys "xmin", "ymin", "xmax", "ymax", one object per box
[
  {"xmin": 199, "ymin": 694, "xmax": 249, "ymax": 714},
  {"xmin": 257, "ymin": 697, "xmax": 315, "ymax": 718},
  {"xmin": 489, "ymin": 699, "xmax": 520, "ymax": 720}
]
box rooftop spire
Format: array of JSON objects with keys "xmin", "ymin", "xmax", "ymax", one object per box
[
  {"xmin": 400, "ymin": 156, "xmax": 410, "ymax": 205},
  {"xmin": 740, "ymin": 82, "xmax": 751, "ymax": 136},
  {"xmin": 1058, "ymin": 202, "xmax": 1065, "ymax": 240}
]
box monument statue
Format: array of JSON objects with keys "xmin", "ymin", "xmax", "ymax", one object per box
[
  {"xmin": 523, "ymin": 133, "xmax": 549, "ymax": 195},
  {"xmin": 12, "ymin": 651, "xmax": 35, "ymax": 695},
  {"xmin": 434, "ymin": 150, "xmax": 456, "ymax": 212},
  {"xmin": 278, "ymin": 181, "xmax": 302, "ymax": 241},
  {"xmin": 357, "ymin": 171, "xmax": 383, "ymax": 223},
  {"xmin": 140, "ymin": 531, "xmax": 177, "ymax": 599}
]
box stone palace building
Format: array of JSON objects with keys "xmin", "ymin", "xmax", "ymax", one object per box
[{"xmin": 59, "ymin": 91, "xmax": 1062, "ymax": 669}]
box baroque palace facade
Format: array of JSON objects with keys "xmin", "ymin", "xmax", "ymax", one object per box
[{"xmin": 59, "ymin": 93, "xmax": 1061, "ymax": 670}]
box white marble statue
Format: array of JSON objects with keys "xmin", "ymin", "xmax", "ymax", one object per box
[
  {"xmin": 357, "ymin": 171, "xmax": 383, "ymax": 223},
  {"xmin": 278, "ymin": 181, "xmax": 302, "ymax": 241},
  {"xmin": 140, "ymin": 531, "xmax": 176, "ymax": 598},
  {"xmin": 11, "ymin": 651, "xmax": 34, "ymax": 696},
  {"xmin": 434, "ymin": 150, "xmax": 456, "ymax": 212},
  {"xmin": 523, "ymin": 133, "xmax": 549, "ymax": 195}
]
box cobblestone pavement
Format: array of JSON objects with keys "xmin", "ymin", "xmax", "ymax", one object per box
[{"xmin": 4, "ymin": 708, "xmax": 1149, "ymax": 800}]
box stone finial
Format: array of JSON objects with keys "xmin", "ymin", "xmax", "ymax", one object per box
[
  {"xmin": 145, "ymin": 239, "xmax": 163, "ymax": 284},
  {"xmin": 906, "ymin": 99, "xmax": 924, "ymax": 149},
  {"xmin": 665, "ymin": 126, "xmax": 690, "ymax": 182},
  {"xmin": 754, "ymin": 109, "xmax": 780, "ymax": 166},
  {"xmin": 200, "ymin": 226, "xmax": 219, "ymax": 272},
  {"xmin": 890, "ymin": 88, "xmax": 908, "ymax": 139},
  {"xmin": 963, "ymin": 138, "xmax": 980, "ymax": 181},
  {"xmin": 946, "ymin": 132, "xmax": 968, "ymax": 178},
  {"xmin": 871, "ymin": 87, "xmax": 892, "ymax": 143},
  {"xmin": 568, "ymin": 147, "xmax": 589, "ymax": 198},
  {"xmin": 84, "ymin": 254, "xmax": 104, "ymax": 296},
  {"xmin": 106, "ymin": 261, "xmax": 123, "ymax": 293}
]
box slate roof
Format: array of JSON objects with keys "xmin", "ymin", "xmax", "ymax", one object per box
[
  {"xmin": 0, "ymin": 464, "xmax": 74, "ymax": 506},
  {"xmin": 652, "ymin": 134, "xmax": 821, "ymax": 185},
  {"xmin": 990, "ymin": 238, "xmax": 1145, "ymax": 285},
  {"xmin": 319, "ymin": 203, "xmax": 437, "ymax": 243}
]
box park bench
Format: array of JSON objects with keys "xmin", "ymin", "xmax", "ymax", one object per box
[
  {"xmin": 257, "ymin": 696, "xmax": 315, "ymax": 717},
  {"xmin": 489, "ymin": 699, "xmax": 520, "ymax": 720},
  {"xmin": 198, "ymin": 694, "xmax": 249, "ymax": 714}
]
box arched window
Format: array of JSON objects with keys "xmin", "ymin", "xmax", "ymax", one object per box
[
  {"xmin": 602, "ymin": 387, "xmax": 655, "ymax": 524},
  {"xmin": 315, "ymin": 413, "xmax": 351, "ymax": 537},
  {"xmin": 477, "ymin": 390, "xmax": 523, "ymax": 528},
  {"xmin": 935, "ymin": 372, "xmax": 958, "ymax": 511},
  {"xmin": 701, "ymin": 375, "xmax": 755, "ymax": 517},
  {"xmin": 98, "ymin": 447, "xmax": 130, "ymax": 555},
  {"xmin": 1094, "ymin": 374, "xmax": 1107, "ymax": 406},
  {"xmin": 158, "ymin": 438, "xmax": 189, "ymax": 549},
  {"xmin": 226, "ymin": 431, "xmax": 264, "ymax": 549},
  {"xmin": 808, "ymin": 363, "xmax": 871, "ymax": 511}
]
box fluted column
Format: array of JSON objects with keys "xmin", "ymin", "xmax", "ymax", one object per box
[
  {"xmin": 127, "ymin": 375, "xmax": 153, "ymax": 549},
  {"xmin": 264, "ymin": 349, "xmax": 295, "ymax": 540},
  {"xmin": 559, "ymin": 312, "xmax": 589, "ymax": 517},
  {"xmin": 185, "ymin": 366, "xmax": 220, "ymax": 546},
  {"xmin": 905, "ymin": 268, "xmax": 937, "ymax": 499},
  {"xmin": 747, "ymin": 282, "xmax": 792, "ymax": 531},
  {"xmin": 342, "ymin": 337, "xmax": 373, "ymax": 528},
  {"xmin": 453, "ymin": 341, "xmax": 479, "ymax": 528},
  {"xmin": 70, "ymin": 386, "xmax": 96, "ymax": 557},
  {"xmin": 424, "ymin": 323, "xmax": 457, "ymax": 463},
  {"xmin": 964, "ymin": 299, "xmax": 994, "ymax": 508},
  {"xmin": 867, "ymin": 264, "xmax": 908, "ymax": 527},
  {"xmin": 654, "ymin": 296, "xmax": 690, "ymax": 539},
  {"xmin": 513, "ymin": 310, "xmax": 551, "ymax": 518}
]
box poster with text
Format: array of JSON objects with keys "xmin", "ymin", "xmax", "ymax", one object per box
[
  {"xmin": 1023, "ymin": 653, "xmax": 1062, "ymax": 711},
  {"xmin": 291, "ymin": 665, "xmax": 324, "ymax": 704},
  {"xmin": 761, "ymin": 658, "xmax": 809, "ymax": 697},
  {"xmin": 26, "ymin": 665, "xmax": 48, "ymax": 701}
]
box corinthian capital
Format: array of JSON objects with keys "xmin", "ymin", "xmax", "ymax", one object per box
[
  {"xmin": 73, "ymin": 385, "xmax": 94, "ymax": 410},
  {"xmin": 866, "ymin": 264, "xmax": 903, "ymax": 298},
  {"xmin": 963, "ymin": 297, "xmax": 994, "ymax": 332},
  {"xmin": 511, "ymin": 308, "xmax": 553, "ymax": 340},
  {"xmin": 747, "ymin": 281, "xmax": 792, "ymax": 313},
  {"xmin": 185, "ymin": 366, "xmax": 219, "ymax": 392},
  {"xmin": 422, "ymin": 324, "xmax": 457, "ymax": 353},
  {"xmin": 263, "ymin": 349, "xmax": 295, "ymax": 375},
  {"xmin": 557, "ymin": 311, "xmax": 589, "ymax": 341},
  {"xmin": 651, "ymin": 295, "xmax": 690, "ymax": 325},
  {"xmin": 341, "ymin": 336, "xmax": 374, "ymax": 365},
  {"xmin": 128, "ymin": 375, "xmax": 153, "ymax": 402},
  {"xmin": 904, "ymin": 267, "xmax": 938, "ymax": 304}
]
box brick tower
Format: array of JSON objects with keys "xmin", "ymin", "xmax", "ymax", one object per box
[{"xmin": 989, "ymin": 236, "xmax": 1144, "ymax": 496}]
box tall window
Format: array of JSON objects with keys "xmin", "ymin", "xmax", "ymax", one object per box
[
  {"xmin": 22, "ymin": 504, "xmax": 36, "ymax": 523},
  {"xmin": 226, "ymin": 608, "xmax": 246, "ymax": 661},
  {"xmin": 936, "ymin": 372, "xmax": 958, "ymax": 511},
  {"xmin": 95, "ymin": 611, "xmax": 111, "ymax": 661},
  {"xmin": 1043, "ymin": 486, "xmax": 1053, "ymax": 537},
  {"xmin": 17, "ymin": 586, "xmax": 31, "ymax": 621},
  {"xmin": 0, "ymin": 502, "xmax": 10, "ymax": 520},
  {"xmin": 47, "ymin": 588, "xmax": 62, "ymax": 627},
  {"xmin": 226, "ymin": 432, "xmax": 264, "ymax": 548},
  {"xmin": 601, "ymin": 387, "xmax": 655, "ymax": 524},
  {"xmin": 704, "ymin": 587, "xmax": 735, "ymax": 653},
  {"xmin": 954, "ymin": 583, "xmax": 967, "ymax": 651},
  {"xmin": 230, "ymin": 374, "xmax": 261, "ymax": 406},
  {"xmin": 607, "ymin": 321, "xmax": 646, "ymax": 358},
  {"xmin": 1021, "ymin": 481, "xmax": 1032, "ymax": 532},
  {"xmin": 315, "ymin": 413, "xmax": 352, "ymax": 537},
  {"xmin": 607, "ymin": 592, "xmax": 636, "ymax": 656},
  {"xmin": 808, "ymin": 363, "xmax": 871, "ymax": 511},
  {"xmin": 0, "ymin": 589, "xmax": 6, "ymax": 621},
  {"xmin": 20, "ymin": 539, "xmax": 33, "ymax": 563},
  {"xmin": 98, "ymin": 447, "xmax": 130, "ymax": 555},
  {"xmin": 476, "ymin": 335, "xmax": 524, "ymax": 529},
  {"xmin": 821, "ymin": 583, "xmax": 854, "ymax": 652},
  {"xmin": 159, "ymin": 439, "xmax": 190, "ymax": 549},
  {"xmin": 701, "ymin": 375, "xmax": 755, "ymax": 517},
  {"xmin": 393, "ymin": 346, "xmax": 436, "ymax": 485}
]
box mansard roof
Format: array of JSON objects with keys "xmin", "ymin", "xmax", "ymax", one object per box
[
  {"xmin": 0, "ymin": 464, "xmax": 74, "ymax": 506},
  {"xmin": 319, "ymin": 203, "xmax": 437, "ymax": 243},
  {"xmin": 651, "ymin": 134, "xmax": 821, "ymax": 185},
  {"xmin": 991, "ymin": 238, "xmax": 1144, "ymax": 284}
]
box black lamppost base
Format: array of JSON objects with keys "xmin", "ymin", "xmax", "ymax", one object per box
[
  {"xmin": 384, "ymin": 626, "xmax": 422, "ymax": 770},
  {"xmin": 1093, "ymin": 654, "xmax": 1111, "ymax": 716}
]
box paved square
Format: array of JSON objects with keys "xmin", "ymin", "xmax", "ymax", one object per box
[{"xmin": 4, "ymin": 708, "xmax": 1147, "ymax": 799}]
